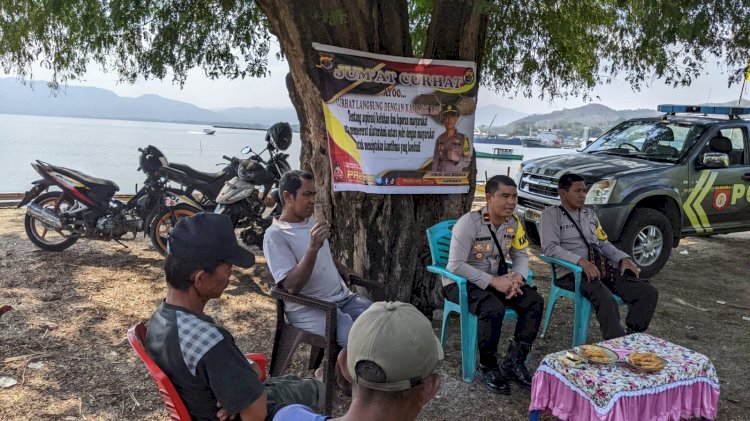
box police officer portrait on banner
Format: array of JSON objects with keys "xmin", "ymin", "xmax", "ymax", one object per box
[
  {"xmin": 445, "ymin": 175, "xmax": 544, "ymax": 396},
  {"xmin": 431, "ymin": 103, "xmax": 471, "ymax": 173},
  {"xmin": 540, "ymin": 173, "xmax": 659, "ymax": 341}
]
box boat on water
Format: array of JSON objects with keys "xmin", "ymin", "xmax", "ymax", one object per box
[
  {"xmin": 203, "ymin": 128, "xmax": 216, "ymax": 135},
  {"xmin": 521, "ymin": 136, "xmax": 559, "ymax": 148},
  {"xmin": 473, "ymin": 135, "xmax": 523, "ymax": 146},
  {"xmin": 475, "ymin": 147, "xmax": 524, "ymax": 160}
]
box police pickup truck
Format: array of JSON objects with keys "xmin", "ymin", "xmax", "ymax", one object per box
[{"xmin": 516, "ymin": 104, "xmax": 750, "ymax": 278}]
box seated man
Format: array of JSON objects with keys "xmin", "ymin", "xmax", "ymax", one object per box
[
  {"xmin": 145, "ymin": 213, "xmax": 324, "ymax": 421},
  {"xmin": 263, "ymin": 170, "xmax": 373, "ymax": 348},
  {"xmin": 272, "ymin": 301, "xmax": 443, "ymax": 421},
  {"xmin": 445, "ymin": 175, "xmax": 544, "ymax": 395},
  {"xmin": 540, "ymin": 173, "xmax": 659, "ymax": 340}
]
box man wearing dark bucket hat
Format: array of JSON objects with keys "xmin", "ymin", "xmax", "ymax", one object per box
[
  {"xmin": 144, "ymin": 213, "xmax": 324, "ymax": 421},
  {"xmin": 431, "ymin": 103, "xmax": 472, "ymax": 173},
  {"xmin": 272, "ymin": 301, "xmax": 443, "ymax": 421}
]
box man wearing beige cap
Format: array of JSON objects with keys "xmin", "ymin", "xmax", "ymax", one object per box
[{"xmin": 272, "ymin": 301, "xmax": 443, "ymax": 420}]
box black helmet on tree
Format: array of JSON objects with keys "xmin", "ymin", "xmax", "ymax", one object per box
[{"xmin": 266, "ymin": 122, "xmax": 293, "ymax": 151}]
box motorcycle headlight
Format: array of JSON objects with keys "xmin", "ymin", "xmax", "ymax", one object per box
[{"xmin": 585, "ymin": 179, "xmax": 616, "ymax": 205}]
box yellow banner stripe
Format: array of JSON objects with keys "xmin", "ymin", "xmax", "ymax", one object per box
[
  {"xmin": 435, "ymin": 80, "xmax": 476, "ymax": 95},
  {"xmin": 321, "ymin": 101, "xmax": 362, "ymax": 165},
  {"xmin": 325, "ymin": 63, "xmax": 387, "ymax": 104}
]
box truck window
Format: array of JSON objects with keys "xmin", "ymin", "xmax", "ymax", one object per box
[
  {"xmin": 717, "ymin": 128, "xmax": 747, "ymax": 165},
  {"xmin": 588, "ymin": 121, "xmax": 706, "ymax": 162}
]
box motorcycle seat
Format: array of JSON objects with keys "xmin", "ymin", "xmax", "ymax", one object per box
[
  {"xmin": 51, "ymin": 165, "xmax": 120, "ymax": 191},
  {"xmin": 169, "ymin": 163, "xmax": 226, "ymax": 182}
]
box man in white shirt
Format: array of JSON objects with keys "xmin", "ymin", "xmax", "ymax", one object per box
[{"xmin": 263, "ymin": 170, "xmax": 373, "ymax": 348}]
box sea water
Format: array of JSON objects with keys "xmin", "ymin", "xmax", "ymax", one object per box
[{"xmin": 0, "ymin": 114, "xmax": 573, "ymax": 193}]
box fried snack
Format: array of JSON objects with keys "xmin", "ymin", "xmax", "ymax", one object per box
[
  {"xmin": 580, "ymin": 345, "xmax": 612, "ymax": 363},
  {"xmin": 629, "ymin": 352, "xmax": 664, "ymax": 370}
]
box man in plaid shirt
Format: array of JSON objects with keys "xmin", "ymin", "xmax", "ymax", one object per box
[{"xmin": 145, "ymin": 213, "xmax": 324, "ymax": 420}]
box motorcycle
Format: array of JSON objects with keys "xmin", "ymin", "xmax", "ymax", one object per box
[
  {"xmin": 215, "ymin": 122, "xmax": 293, "ymax": 247},
  {"xmin": 137, "ymin": 144, "xmax": 236, "ymax": 211},
  {"xmin": 17, "ymin": 150, "xmax": 202, "ymax": 255}
]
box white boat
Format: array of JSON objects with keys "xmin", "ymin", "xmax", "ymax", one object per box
[{"xmin": 203, "ymin": 128, "xmax": 216, "ymax": 135}]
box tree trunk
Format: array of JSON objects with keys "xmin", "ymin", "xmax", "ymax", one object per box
[{"xmin": 256, "ymin": 0, "xmax": 488, "ymax": 313}]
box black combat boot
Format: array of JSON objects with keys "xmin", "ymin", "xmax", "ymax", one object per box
[
  {"xmin": 477, "ymin": 364, "xmax": 511, "ymax": 395},
  {"xmin": 500, "ymin": 340, "xmax": 533, "ymax": 389}
]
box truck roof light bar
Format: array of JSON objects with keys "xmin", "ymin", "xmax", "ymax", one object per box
[{"xmin": 657, "ymin": 104, "xmax": 749, "ymax": 119}]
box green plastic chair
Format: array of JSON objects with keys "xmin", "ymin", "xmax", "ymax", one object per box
[
  {"xmin": 426, "ymin": 220, "xmax": 533, "ymax": 383},
  {"xmin": 539, "ymin": 255, "xmax": 625, "ymax": 347}
]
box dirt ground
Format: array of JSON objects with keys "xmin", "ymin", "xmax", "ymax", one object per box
[{"xmin": 0, "ymin": 206, "xmax": 748, "ymax": 421}]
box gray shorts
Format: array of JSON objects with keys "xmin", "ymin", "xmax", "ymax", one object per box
[{"xmin": 285, "ymin": 294, "xmax": 373, "ymax": 347}]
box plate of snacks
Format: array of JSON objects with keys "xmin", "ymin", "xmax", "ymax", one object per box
[
  {"xmin": 627, "ymin": 351, "xmax": 667, "ymax": 373},
  {"xmin": 575, "ymin": 344, "xmax": 618, "ymax": 364}
]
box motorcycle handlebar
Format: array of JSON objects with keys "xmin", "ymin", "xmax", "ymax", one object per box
[{"xmin": 222, "ymin": 155, "xmax": 232, "ymax": 161}]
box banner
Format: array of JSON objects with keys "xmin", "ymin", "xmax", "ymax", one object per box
[{"xmin": 313, "ymin": 43, "xmax": 477, "ymax": 194}]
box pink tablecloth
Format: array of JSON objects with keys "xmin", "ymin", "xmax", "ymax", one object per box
[{"xmin": 529, "ymin": 333, "xmax": 720, "ymax": 421}]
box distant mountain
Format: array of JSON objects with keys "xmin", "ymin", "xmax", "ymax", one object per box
[
  {"xmin": 0, "ymin": 78, "xmax": 299, "ymax": 126},
  {"xmin": 215, "ymin": 106, "xmax": 300, "ymax": 126},
  {"xmin": 474, "ymin": 104, "xmax": 527, "ymax": 127},
  {"xmin": 501, "ymin": 103, "xmax": 660, "ymax": 131}
]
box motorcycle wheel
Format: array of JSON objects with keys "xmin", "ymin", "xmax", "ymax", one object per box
[
  {"xmin": 23, "ymin": 191, "xmax": 78, "ymax": 252},
  {"xmin": 149, "ymin": 205, "xmax": 199, "ymax": 255}
]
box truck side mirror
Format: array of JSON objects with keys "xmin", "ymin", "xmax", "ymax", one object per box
[{"xmin": 700, "ymin": 152, "xmax": 729, "ymax": 169}]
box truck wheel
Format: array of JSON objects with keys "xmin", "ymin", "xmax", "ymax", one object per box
[{"xmin": 618, "ymin": 208, "xmax": 674, "ymax": 279}]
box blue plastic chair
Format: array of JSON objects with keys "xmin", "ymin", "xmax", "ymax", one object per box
[
  {"xmin": 426, "ymin": 220, "xmax": 533, "ymax": 383},
  {"xmin": 539, "ymin": 255, "xmax": 625, "ymax": 347}
]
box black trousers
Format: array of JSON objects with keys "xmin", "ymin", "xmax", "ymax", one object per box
[
  {"xmin": 444, "ymin": 282, "xmax": 544, "ymax": 367},
  {"xmin": 557, "ymin": 273, "xmax": 659, "ymax": 340}
]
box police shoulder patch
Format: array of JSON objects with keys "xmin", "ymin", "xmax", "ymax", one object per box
[
  {"xmin": 595, "ymin": 223, "xmax": 608, "ymax": 241},
  {"xmin": 511, "ymin": 217, "xmax": 529, "ymax": 250}
]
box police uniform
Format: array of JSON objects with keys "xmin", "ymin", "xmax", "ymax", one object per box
[
  {"xmin": 432, "ymin": 104, "xmax": 471, "ymax": 173},
  {"xmin": 444, "ymin": 207, "xmax": 544, "ymax": 369},
  {"xmin": 540, "ymin": 205, "xmax": 659, "ymax": 339},
  {"xmin": 432, "ymin": 131, "xmax": 471, "ymax": 172}
]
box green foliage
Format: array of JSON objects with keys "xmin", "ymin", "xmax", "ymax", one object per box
[
  {"xmin": 2, "ymin": 0, "xmax": 750, "ymax": 98},
  {"xmin": 479, "ymin": 0, "xmax": 750, "ymax": 99},
  {"xmin": 1, "ymin": 0, "xmax": 271, "ymax": 88},
  {"xmin": 408, "ymin": 0, "xmax": 431, "ymax": 57}
]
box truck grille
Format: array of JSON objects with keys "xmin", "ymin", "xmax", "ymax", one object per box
[
  {"xmin": 518, "ymin": 197, "xmax": 546, "ymax": 211},
  {"xmin": 519, "ymin": 173, "xmax": 559, "ymax": 199}
]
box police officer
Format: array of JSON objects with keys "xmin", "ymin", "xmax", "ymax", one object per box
[
  {"xmin": 540, "ymin": 172, "xmax": 658, "ymax": 340},
  {"xmin": 445, "ymin": 175, "xmax": 544, "ymax": 395},
  {"xmin": 432, "ymin": 104, "xmax": 471, "ymax": 172}
]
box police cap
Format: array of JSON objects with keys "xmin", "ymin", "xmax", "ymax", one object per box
[{"xmin": 441, "ymin": 104, "xmax": 460, "ymax": 121}]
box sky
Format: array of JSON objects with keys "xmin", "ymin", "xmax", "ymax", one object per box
[{"xmin": 4, "ymin": 41, "xmax": 747, "ymax": 116}]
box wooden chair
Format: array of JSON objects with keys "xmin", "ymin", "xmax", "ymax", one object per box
[{"xmin": 269, "ymin": 263, "xmax": 384, "ymax": 415}]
